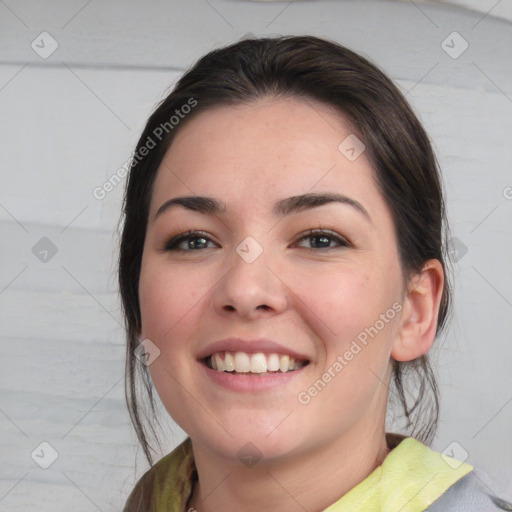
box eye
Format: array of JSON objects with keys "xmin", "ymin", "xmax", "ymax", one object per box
[
  {"xmin": 163, "ymin": 230, "xmax": 218, "ymax": 252},
  {"xmin": 163, "ymin": 228, "xmax": 350, "ymax": 252},
  {"xmin": 294, "ymin": 229, "xmax": 350, "ymax": 251}
]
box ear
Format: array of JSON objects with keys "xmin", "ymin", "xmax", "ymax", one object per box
[{"xmin": 391, "ymin": 259, "xmax": 445, "ymax": 362}]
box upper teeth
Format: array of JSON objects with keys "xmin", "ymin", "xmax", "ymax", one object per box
[{"xmin": 209, "ymin": 351, "xmax": 306, "ymax": 373}]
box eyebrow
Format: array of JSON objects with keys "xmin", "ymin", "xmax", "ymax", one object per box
[{"xmin": 154, "ymin": 192, "xmax": 372, "ymax": 223}]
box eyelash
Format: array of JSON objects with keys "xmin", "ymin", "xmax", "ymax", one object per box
[{"xmin": 163, "ymin": 228, "xmax": 351, "ymax": 252}]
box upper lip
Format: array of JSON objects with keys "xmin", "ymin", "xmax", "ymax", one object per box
[{"xmin": 197, "ymin": 338, "xmax": 311, "ymax": 362}]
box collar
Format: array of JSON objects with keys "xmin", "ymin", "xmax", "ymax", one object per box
[
  {"xmin": 322, "ymin": 434, "xmax": 473, "ymax": 511},
  {"xmin": 126, "ymin": 433, "xmax": 473, "ymax": 512}
]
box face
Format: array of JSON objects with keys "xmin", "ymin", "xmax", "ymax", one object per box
[{"xmin": 138, "ymin": 96, "xmax": 406, "ymax": 463}]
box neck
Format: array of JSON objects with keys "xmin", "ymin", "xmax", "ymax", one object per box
[{"xmin": 188, "ymin": 426, "xmax": 391, "ymax": 512}]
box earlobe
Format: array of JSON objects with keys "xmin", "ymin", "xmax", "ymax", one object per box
[{"xmin": 391, "ymin": 259, "xmax": 444, "ymax": 362}]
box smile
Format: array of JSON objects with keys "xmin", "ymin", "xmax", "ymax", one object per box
[{"xmin": 205, "ymin": 351, "xmax": 309, "ymax": 375}]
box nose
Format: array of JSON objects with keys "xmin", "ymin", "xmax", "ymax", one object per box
[{"xmin": 212, "ymin": 241, "xmax": 288, "ymax": 320}]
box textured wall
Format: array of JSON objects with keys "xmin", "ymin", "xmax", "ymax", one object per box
[{"xmin": 1, "ymin": 1, "xmax": 511, "ymax": 510}]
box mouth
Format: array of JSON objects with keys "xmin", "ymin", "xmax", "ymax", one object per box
[{"xmin": 203, "ymin": 351, "xmax": 310, "ymax": 376}]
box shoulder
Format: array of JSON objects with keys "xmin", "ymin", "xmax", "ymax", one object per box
[
  {"xmin": 123, "ymin": 437, "xmax": 196, "ymax": 512},
  {"xmin": 426, "ymin": 467, "xmax": 512, "ymax": 511},
  {"xmin": 380, "ymin": 434, "xmax": 512, "ymax": 512}
]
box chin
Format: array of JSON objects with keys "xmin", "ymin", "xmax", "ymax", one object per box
[{"xmin": 192, "ymin": 421, "xmax": 307, "ymax": 466}]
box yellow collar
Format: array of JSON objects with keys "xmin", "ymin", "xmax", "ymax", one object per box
[
  {"xmin": 124, "ymin": 434, "xmax": 473, "ymax": 512},
  {"xmin": 323, "ymin": 436, "xmax": 473, "ymax": 511}
]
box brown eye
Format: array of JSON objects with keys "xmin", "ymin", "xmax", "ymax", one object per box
[
  {"xmin": 164, "ymin": 231, "xmax": 218, "ymax": 252},
  {"xmin": 294, "ymin": 229, "xmax": 350, "ymax": 250}
]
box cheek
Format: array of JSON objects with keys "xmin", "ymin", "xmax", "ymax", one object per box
[
  {"xmin": 290, "ymin": 264, "xmax": 386, "ymax": 339},
  {"xmin": 138, "ymin": 256, "xmax": 204, "ymax": 340},
  {"xmin": 138, "ymin": 257, "xmax": 206, "ymax": 430},
  {"xmin": 288, "ymin": 261, "xmax": 400, "ymax": 394},
  {"xmin": 292, "ymin": 266, "xmax": 398, "ymax": 422}
]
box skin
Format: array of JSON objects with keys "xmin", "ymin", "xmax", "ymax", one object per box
[{"xmin": 138, "ymin": 96, "xmax": 444, "ymax": 512}]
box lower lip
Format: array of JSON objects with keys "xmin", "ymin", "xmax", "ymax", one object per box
[{"xmin": 199, "ymin": 361, "xmax": 307, "ymax": 392}]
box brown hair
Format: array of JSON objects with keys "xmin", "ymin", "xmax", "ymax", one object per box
[{"xmin": 119, "ymin": 35, "xmax": 452, "ymax": 466}]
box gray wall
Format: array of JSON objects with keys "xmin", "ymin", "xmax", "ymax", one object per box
[{"xmin": 1, "ymin": 1, "xmax": 511, "ymax": 510}]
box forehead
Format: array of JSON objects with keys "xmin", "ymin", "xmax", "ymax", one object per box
[{"xmin": 149, "ymin": 97, "xmax": 383, "ymax": 218}]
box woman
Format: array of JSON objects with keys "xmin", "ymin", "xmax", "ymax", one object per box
[{"xmin": 119, "ymin": 36, "xmax": 511, "ymax": 511}]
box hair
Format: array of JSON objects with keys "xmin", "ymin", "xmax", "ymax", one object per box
[{"xmin": 119, "ymin": 35, "xmax": 452, "ymax": 466}]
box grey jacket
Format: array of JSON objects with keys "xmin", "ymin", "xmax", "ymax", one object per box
[{"xmin": 427, "ymin": 468, "xmax": 512, "ymax": 511}]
